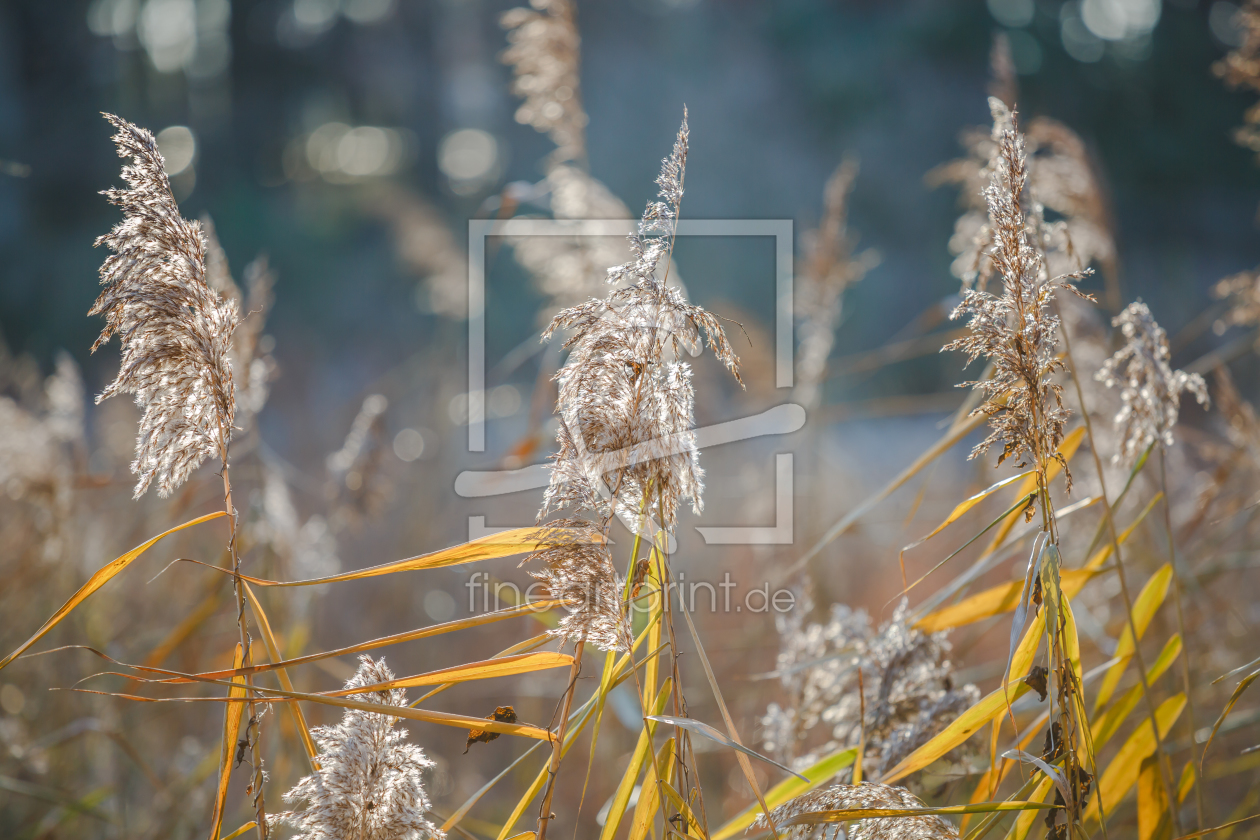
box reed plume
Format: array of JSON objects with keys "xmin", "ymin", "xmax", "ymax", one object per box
[
  {"xmin": 1095, "ymin": 301, "xmax": 1208, "ymax": 465},
  {"xmin": 945, "ymin": 101, "xmax": 1088, "ymax": 497},
  {"xmin": 522, "ymin": 518, "xmax": 625, "ymax": 651},
  {"xmin": 794, "ymin": 160, "xmax": 876, "ymax": 410},
  {"xmin": 750, "ymin": 783, "xmax": 959, "ymax": 840},
  {"xmin": 1215, "ymin": 0, "xmax": 1260, "ymax": 166},
  {"xmin": 541, "ymin": 111, "xmax": 742, "ymax": 532},
  {"xmin": 275, "ymin": 656, "xmax": 443, "ymax": 840},
  {"xmin": 501, "ymin": 0, "xmax": 585, "ymax": 165},
  {"xmin": 90, "ymin": 113, "xmax": 239, "ymax": 498}
]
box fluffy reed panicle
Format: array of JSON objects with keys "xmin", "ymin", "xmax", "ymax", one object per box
[
  {"xmin": 1215, "ymin": 0, "xmax": 1260, "ymax": 163},
  {"xmin": 523, "ymin": 519, "xmax": 627, "ymax": 650},
  {"xmin": 750, "ymin": 783, "xmax": 959, "ymax": 840},
  {"xmin": 932, "ymin": 95, "xmax": 1113, "ymax": 296},
  {"xmin": 760, "ymin": 599, "xmax": 977, "ymax": 779},
  {"xmin": 275, "ymin": 656, "xmax": 442, "ymax": 840},
  {"xmin": 90, "ymin": 114, "xmax": 239, "ymax": 498},
  {"xmin": 327, "ymin": 394, "xmax": 392, "ymax": 525},
  {"xmin": 1212, "ymin": 267, "xmax": 1260, "ymax": 330},
  {"xmin": 1095, "ymin": 301, "xmax": 1208, "ymax": 465},
  {"xmin": 944, "ymin": 101, "xmax": 1087, "ymax": 481},
  {"xmin": 540, "ymin": 111, "xmax": 742, "ymax": 531},
  {"xmin": 501, "ymin": 0, "xmax": 586, "ymax": 165},
  {"xmin": 794, "ymin": 160, "xmax": 875, "ymax": 410}
]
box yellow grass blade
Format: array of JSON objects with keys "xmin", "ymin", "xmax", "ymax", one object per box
[
  {"xmin": 984, "ymin": 426, "xmax": 1086, "ymax": 552},
  {"xmin": 598, "ymin": 678, "xmax": 673, "ymax": 840},
  {"xmin": 658, "ymin": 776, "xmax": 707, "ymax": 838},
  {"xmin": 1093, "ymin": 634, "xmax": 1182, "ymax": 748},
  {"xmin": 1203, "ymin": 664, "xmax": 1260, "ymax": 760},
  {"xmin": 218, "ymin": 822, "xmax": 258, "ymax": 840},
  {"xmin": 1139, "ymin": 753, "xmax": 1170, "ymax": 840},
  {"xmin": 628, "ymin": 736, "xmax": 675, "ymax": 840},
  {"xmin": 883, "ymin": 613, "xmax": 1043, "ymax": 784},
  {"xmin": 1008, "ymin": 776, "xmax": 1054, "ymax": 840},
  {"xmin": 207, "ymin": 643, "xmax": 248, "ymax": 840},
  {"xmin": 0, "ymin": 511, "xmax": 226, "ymax": 673},
  {"xmin": 1087, "ymin": 693, "xmax": 1186, "ymax": 823},
  {"xmin": 168, "ymin": 601, "xmax": 562, "ymax": 683},
  {"xmin": 211, "ymin": 527, "xmax": 599, "ymax": 587},
  {"xmin": 242, "ymin": 583, "xmax": 319, "ymax": 770},
  {"xmin": 412, "ymin": 633, "xmax": 551, "ymax": 707},
  {"xmin": 1095, "ymin": 564, "xmax": 1173, "ymax": 711},
  {"xmin": 917, "ymin": 568, "xmax": 1101, "ymax": 633},
  {"xmin": 1171, "ymin": 814, "xmax": 1260, "ymax": 840},
  {"xmin": 711, "ymin": 747, "xmax": 857, "ymax": 840},
  {"xmin": 81, "ymin": 679, "xmax": 554, "ymax": 740},
  {"xmin": 902, "ymin": 470, "xmax": 1034, "ymax": 553},
  {"xmin": 322, "ymin": 652, "xmax": 573, "ymax": 695},
  {"xmin": 780, "ymin": 801, "xmax": 1058, "ymax": 828}
]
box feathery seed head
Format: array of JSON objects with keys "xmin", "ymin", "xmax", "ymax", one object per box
[
  {"xmin": 1095, "ymin": 301, "xmax": 1208, "ymax": 465},
  {"xmin": 524, "ymin": 518, "xmax": 628, "ymax": 651},
  {"xmin": 943, "ymin": 101, "xmax": 1089, "ymax": 486},
  {"xmin": 90, "ymin": 114, "xmax": 239, "ymax": 498},
  {"xmin": 750, "ymin": 783, "xmax": 959, "ymax": 840},
  {"xmin": 501, "ymin": 0, "xmax": 586, "ymax": 164},
  {"xmin": 540, "ymin": 112, "xmax": 742, "ymax": 532},
  {"xmin": 275, "ymin": 655, "xmax": 442, "ymax": 840}
]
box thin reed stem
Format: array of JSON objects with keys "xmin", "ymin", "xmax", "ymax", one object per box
[
  {"xmin": 221, "ymin": 457, "xmax": 269, "ymax": 840},
  {"xmin": 1160, "ymin": 447, "xmax": 1206, "ymax": 830},
  {"xmin": 538, "ymin": 637, "xmax": 585, "ymax": 840},
  {"xmin": 1058, "ymin": 321, "xmax": 1181, "ymax": 836}
]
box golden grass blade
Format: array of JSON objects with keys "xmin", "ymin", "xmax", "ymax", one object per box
[
  {"xmin": 1087, "ymin": 693, "xmax": 1186, "ymax": 823},
  {"xmin": 780, "ymin": 802, "xmax": 1059, "ymax": 827},
  {"xmin": 208, "ymin": 643, "xmax": 247, "ymax": 840},
  {"xmin": 711, "ymin": 747, "xmax": 857, "ymax": 840},
  {"xmin": 413, "ymin": 633, "xmax": 551, "ymax": 707},
  {"xmin": 680, "ymin": 603, "xmax": 777, "ymax": 838},
  {"xmin": 219, "ymin": 822, "xmax": 258, "ymax": 840},
  {"xmin": 628, "ymin": 736, "xmax": 675, "ymax": 840},
  {"xmin": 1094, "ymin": 564, "xmax": 1173, "ymax": 711},
  {"xmin": 598, "ymin": 678, "xmax": 673, "ymax": 840},
  {"xmin": 984, "ymin": 426, "xmax": 1086, "ymax": 553},
  {"xmin": 916, "ymin": 565, "xmax": 1100, "ymax": 633},
  {"xmin": 0, "ymin": 511, "xmax": 226, "ymax": 673},
  {"xmin": 657, "ymin": 775, "xmax": 708, "ymax": 838},
  {"xmin": 883, "ymin": 620, "xmax": 1042, "ymax": 784},
  {"xmin": 1170, "ymin": 813, "xmax": 1260, "ymax": 840},
  {"xmin": 1139, "ymin": 754, "xmax": 1170, "ymax": 840},
  {"xmin": 323, "ymin": 652, "xmax": 573, "ymax": 695},
  {"xmin": 1093, "ymin": 634, "xmax": 1182, "ymax": 748},
  {"xmin": 167, "ymin": 601, "xmax": 562, "ymax": 683},
  {"xmin": 917, "ymin": 494, "xmax": 1160, "ymax": 634},
  {"xmin": 900, "ymin": 492, "xmax": 1036, "ymax": 597},
  {"xmin": 76, "ymin": 680, "xmax": 554, "ymax": 740},
  {"xmin": 242, "ymin": 583, "xmax": 318, "ymax": 770},
  {"xmin": 1202, "ymin": 664, "xmax": 1260, "ymax": 761},
  {"xmin": 961, "ymin": 776, "xmax": 1041, "ymax": 840},
  {"xmin": 1008, "ymin": 776, "xmax": 1054, "ymax": 840},
  {"xmin": 902, "ymin": 470, "xmax": 1034, "ymax": 553},
  {"xmin": 195, "ymin": 528, "xmax": 598, "ymax": 587}
]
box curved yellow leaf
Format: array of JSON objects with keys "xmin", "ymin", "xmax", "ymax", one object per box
[
  {"xmin": 628, "ymin": 736, "xmax": 675, "ymax": 840},
  {"xmin": 917, "ymin": 568, "xmax": 1101, "ymax": 633},
  {"xmin": 208, "ymin": 643, "xmax": 248, "ymax": 840},
  {"xmin": 0, "ymin": 511, "xmax": 226, "ymax": 673},
  {"xmin": 902, "ymin": 470, "xmax": 1034, "ymax": 553},
  {"xmin": 985, "ymin": 426, "xmax": 1086, "ymax": 552},
  {"xmin": 243, "ymin": 584, "xmax": 318, "ymax": 770},
  {"xmin": 323, "ymin": 652, "xmax": 573, "ymax": 695},
  {"xmin": 1087, "ymin": 693, "xmax": 1186, "ymax": 823},
  {"xmin": 598, "ymin": 679, "xmax": 673, "ymax": 840},
  {"xmin": 781, "ymin": 801, "xmax": 1058, "ymax": 827},
  {"xmin": 218, "ymin": 527, "xmax": 600, "ymax": 587},
  {"xmin": 1094, "ymin": 564, "xmax": 1173, "ymax": 711},
  {"xmin": 1093, "ymin": 634, "xmax": 1182, "ymax": 749}
]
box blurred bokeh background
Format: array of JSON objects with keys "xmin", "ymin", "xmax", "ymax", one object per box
[{"xmin": 2, "ymin": 0, "xmax": 1260, "ymax": 837}]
